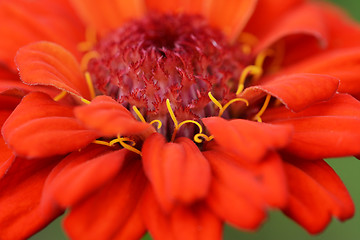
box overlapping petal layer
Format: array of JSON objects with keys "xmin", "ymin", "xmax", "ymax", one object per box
[{"xmin": 2, "ymin": 92, "xmax": 98, "ymax": 158}]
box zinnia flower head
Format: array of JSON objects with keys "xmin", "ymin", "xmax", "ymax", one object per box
[{"xmin": 1, "ymin": 0, "xmax": 360, "ymax": 239}]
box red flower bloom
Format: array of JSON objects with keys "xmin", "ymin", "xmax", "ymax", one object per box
[{"xmin": 1, "ymin": 0, "xmax": 360, "ymax": 239}]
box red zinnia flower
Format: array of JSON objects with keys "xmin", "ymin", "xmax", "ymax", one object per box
[{"xmin": 1, "ymin": 0, "xmax": 360, "ymax": 239}]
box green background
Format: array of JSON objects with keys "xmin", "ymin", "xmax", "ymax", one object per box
[{"xmin": 30, "ymin": 0, "xmax": 360, "ymax": 239}]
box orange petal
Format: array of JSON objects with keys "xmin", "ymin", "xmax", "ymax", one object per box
[
  {"xmin": 263, "ymin": 93, "xmax": 360, "ymax": 121},
  {"xmin": 204, "ymin": 150, "xmax": 286, "ymax": 229},
  {"xmin": 63, "ymin": 159, "xmax": 147, "ymax": 240},
  {"xmin": 2, "ymin": 92, "xmax": 98, "ymax": 158},
  {"xmin": 145, "ymin": 0, "xmax": 206, "ymax": 15},
  {"xmin": 280, "ymin": 48, "xmax": 360, "ymax": 99},
  {"xmin": 0, "ymin": 156, "xmax": 63, "ymax": 240},
  {"xmin": 203, "ymin": 117, "xmax": 292, "ymax": 163},
  {"xmin": 15, "ymin": 41, "xmax": 91, "ymax": 99},
  {"xmin": 283, "ymin": 159, "xmax": 354, "ymax": 234},
  {"xmin": 243, "ymin": 73, "xmax": 339, "ymax": 112},
  {"xmin": 245, "ymin": 0, "xmax": 305, "ymax": 37},
  {"xmin": 276, "ymin": 116, "xmax": 360, "ymax": 160},
  {"xmin": 0, "ymin": 0, "xmax": 84, "ymax": 69},
  {"xmin": 74, "ymin": 95, "xmax": 151, "ymax": 137},
  {"xmin": 48, "ymin": 149, "xmax": 128, "ymax": 208},
  {"xmin": 142, "ymin": 133, "xmax": 211, "ymax": 211},
  {"xmin": 254, "ymin": 3, "xmax": 327, "ymax": 53},
  {"xmin": 69, "ymin": 0, "xmax": 145, "ymax": 35},
  {"xmin": 141, "ymin": 187, "xmax": 222, "ymax": 240},
  {"xmin": 207, "ymin": 0, "xmax": 258, "ymax": 41}
]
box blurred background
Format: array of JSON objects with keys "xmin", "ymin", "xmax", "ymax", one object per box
[{"xmin": 30, "ymin": 0, "xmax": 360, "ymax": 239}]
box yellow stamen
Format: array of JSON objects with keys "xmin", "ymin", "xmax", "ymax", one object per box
[
  {"xmin": 92, "ymin": 140, "xmax": 112, "ymax": 146},
  {"xmin": 238, "ymin": 32, "xmax": 258, "ymax": 46},
  {"xmin": 253, "ymin": 94, "xmax": 271, "ymax": 122},
  {"xmin": 255, "ymin": 49, "xmax": 274, "ymax": 69},
  {"xmin": 80, "ymin": 51, "xmax": 99, "ymax": 72},
  {"xmin": 208, "ymin": 92, "xmax": 223, "ymax": 110},
  {"xmin": 132, "ymin": 106, "xmax": 146, "ymax": 122},
  {"xmin": 85, "ymin": 72, "xmax": 96, "ymax": 100},
  {"xmin": 220, "ymin": 98, "xmax": 249, "ymax": 116},
  {"xmin": 118, "ymin": 137, "xmax": 142, "ymax": 156},
  {"xmin": 53, "ymin": 91, "xmax": 67, "ymax": 101},
  {"xmin": 194, "ymin": 133, "xmax": 214, "ymax": 143},
  {"xmin": 236, "ymin": 65, "xmax": 262, "ymax": 95},
  {"xmin": 178, "ymin": 120, "xmax": 203, "ymax": 134},
  {"xmin": 80, "ymin": 98, "xmax": 91, "ymax": 104},
  {"xmin": 78, "ymin": 27, "xmax": 97, "ymax": 52},
  {"xmin": 166, "ymin": 99, "xmax": 179, "ymax": 129},
  {"xmin": 150, "ymin": 119, "xmax": 162, "ymax": 129},
  {"xmin": 208, "ymin": 92, "xmax": 248, "ymax": 117}
]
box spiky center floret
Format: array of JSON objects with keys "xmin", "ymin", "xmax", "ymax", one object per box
[{"xmin": 88, "ymin": 13, "xmax": 247, "ymax": 126}]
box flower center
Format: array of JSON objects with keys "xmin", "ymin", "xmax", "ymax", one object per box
[{"xmin": 87, "ymin": 13, "xmax": 248, "ymax": 127}]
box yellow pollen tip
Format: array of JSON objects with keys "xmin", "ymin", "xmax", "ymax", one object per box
[
  {"xmin": 150, "ymin": 120, "xmax": 162, "ymax": 129},
  {"xmin": 208, "ymin": 92, "xmax": 223, "ymax": 110},
  {"xmin": 85, "ymin": 72, "xmax": 96, "ymax": 100},
  {"xmin": 236, "ymin": 65, "xmax": 262, "ymax": 95},
  {"xmin": 178, "ymin": 120, "xmax": 203, "ymax": 134},
  {"xmin": 80, "ymin": 51, "xmax": 100, "ymax": 72},
  {"xmin": 53, "ymin": 91, "xmax": 67, "ymax": 101},
  {"xmin": 166, "ymin": 99, "xmax": 179, "ymax": 129},
  {"xmin": 194, "ymin": 133, "xmax": 214, "ymax": 143},
  {"xmin": 78, "ymin": 27, "xmax": 97, "ymax": 52},
  {"xmin": 220, "ymin": 98, "xmax": 249, "ymax": 116},
  {"xmin": 253, "ymin": 94, "xmax": 271, "ymax": 122},
  {"xmin": 132, "ymin": 106, "xmax": 146, "ymax": 123},
  {"xmin": 80, "ymin": 98, "xmax": 91, "ymax": 104}
]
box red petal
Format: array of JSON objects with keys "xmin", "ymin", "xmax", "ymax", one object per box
[
  {"xmin": 203, "ymin": 117, "xmax": 292, "ymax": 163},
  {"xmin": 0, "ymin": 0, "xmax": 84, "ymax": 69},
  {"xmin": 64, "ymin": 159, "xmax": 147, "ymax": 240},
  {"xmin": 15, "ymin": 41, "xmax": 91, "ymax": 99},
  {"xmin": 280, "ymin": 48, "xmax": 360, "ymax": 98},
  {"xmin": 74, "ymin": 95, "xmax": 151, "ymax": 136},
  {"xmin": 243, "ymin": 73, "xmax": 339, "ymax": 112},
  {"xmin": 2, "ymin": 92, "xmax": 98, "ymax": 158},
  {"xmin": 48, "ymin": 149, "xmax": 128, "ymax": 208},
  {"xmin": 0, "ymin": 109, "xmax": 14, "ymax": 177},
  {"xmin": 207, "ymin": 0, "xmax": 257, "ymax": 41},
  {"xmin": 263, "ymin": 93, "xmax": 360, "ymax": 121},
  {"xmin": 254, "ymin": 3, "xmax": 327, "ymax": 53},
  {"xmin": 283, "ymin": 158, "xmax": 354, "ymax": 233},
  {"xmin": 145, "ymin": 0, "xmax": 205, "ymax": 15},
  {"xmin": 142, "ymin": 133, "xmax": 211, "ymax": 211},
  {"xmin": 245, "ymin": 0, "xmax": 305, "ymax": 37},
  {"xmin": 141, "ymin": 187, "xmax": 222, "ymax": 240},
  {"xmin": 69, "ymin": 0, "xmax": 144, "ymax": 35},
  {"xmin": 0, "ymin": 156, "xmax": 63, "ymax": 240},
  {"xmin": 204, "ymin": 150, "xmax": 286, "ymax": 230}
]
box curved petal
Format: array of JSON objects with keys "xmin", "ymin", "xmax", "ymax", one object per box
[
  {"xmin": 202, "ymin": 117, "xmax": 292, "ymax": 163},
  {"xmin": 0, "ymin": 156, "xmax": 63, "ymax": 240},
  {"xmin": 283, "ymin": 158, "xmax": 354, "ymax": 234},
  {"xmin": 141, "ymin": 187, "xmax": 222, "ymax": 240},
  {"xmin": 145, "ymin": 0, "xmax": 206, "ymax": 15},
  {"xmin": 47, "ymin": 149, "xmax": 128, "ymax": 208},
  {"xmin": 242, "ymin": 73, "xmax": 339, "ymax": 112},
  {"xmin": 0, "ymin": 110, "xmax": 14, "ymax": 177},
  {"xmin": 0, "ymin": 0, "xmax": 84, "ymax": 69},
  {"xmin": 253, "ymin": 3, "xmax": 327, "ymax": 53},
  {"xmin": 204, "ymin": 150, "xmax": 286, "ymax": 230},
  {"xmin": 69, "ymin": 0, "xmax": 145, "ymax": 35},
  {"xmin": 279, "ymin": 48, "xmax": 360, "ymax": 99},
  {"xmin": 264, "ymin": 94, "xmax": 360, "ymax": 159},
  {"xmin": 245, "ymin": 0, "xmax": 305, "ymax": 37},
  {"xmin": 207, "ymin": 0, "xmax": 258, "ymax": 41},
  {"xmin": 15, "ymin": 41, "xmax": 91, "ymax": 99},
  {"xmin": 74, "ymin": 95, "xmax": 151, "ymax": 137},
  {"xmin": 142, "ymin": 133, "xmax": 211, "ymax": 211},
  {"xmin": 64, "ymin": 159, "xmax": 147, "ymax": 240},
  {"xmin": 2, "ymin": 92, "xmax": 98, "ymax": 158}
]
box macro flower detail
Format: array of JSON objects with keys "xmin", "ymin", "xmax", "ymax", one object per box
[{"xmin": 1, "ymin": 0, "xmax": 360, "ymax": 239}]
